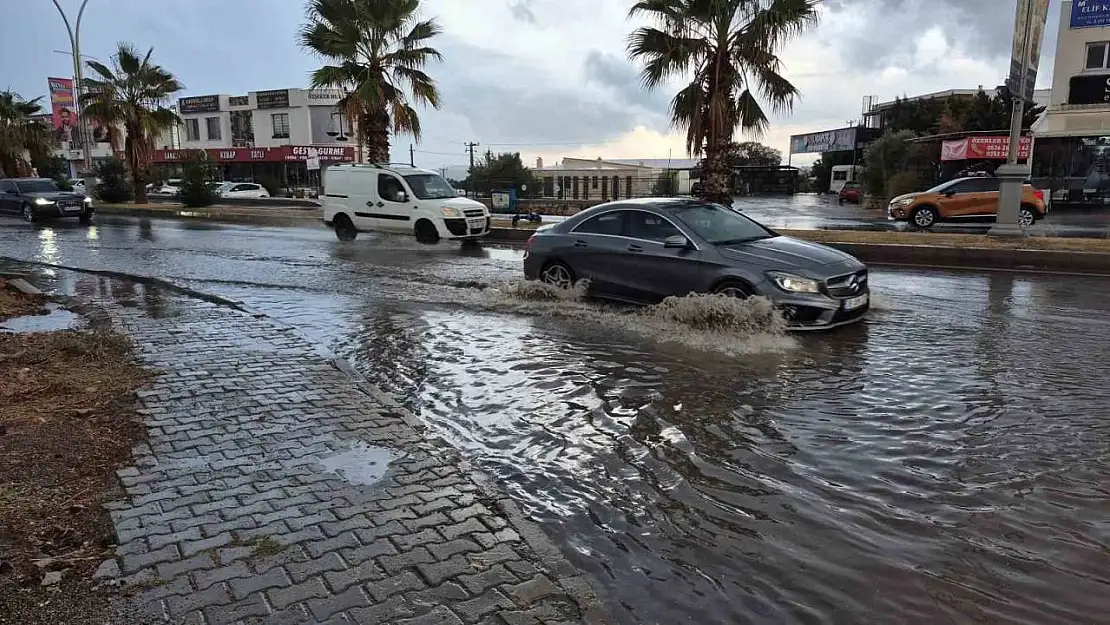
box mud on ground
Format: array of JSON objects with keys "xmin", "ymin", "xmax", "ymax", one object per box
[{"xmin": 0, "ymin": 291, "xmax": 151, "ymax": 624}]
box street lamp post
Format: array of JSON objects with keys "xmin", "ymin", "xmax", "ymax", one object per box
[{"xmin": 51, "ymin": 0, "xmax": 93, "ymax": 175}]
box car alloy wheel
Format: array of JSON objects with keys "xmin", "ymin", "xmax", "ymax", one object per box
[
  {"xmin": 21, "ymin": 204, "xmax": 34, "ymax": 223},
  {"xmin": 715, "ymin": 286, "xmax": 749, "ymax": 298},
  {"xmin": 541, "ymin": 263, "xmax": 573, "ymax": 289},
  {"xmin": 912, "ymin": 207, "xmax": 937, "ymax": 228},
  {"xmin": 1018, "ymin": 206, "xmax": 1036, "ymax": 227}
]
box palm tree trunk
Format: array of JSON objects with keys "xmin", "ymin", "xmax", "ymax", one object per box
[
  {"xmin": 365, "ymin": 108, "xmax": 390, "ymax": 164},
  {"xmin": 702, "ymin": 141, "xmax": 733, "ymax": 206},
  {"xmin": 126, "ymin": 130, "xmax": 147, "ymax": 204}
]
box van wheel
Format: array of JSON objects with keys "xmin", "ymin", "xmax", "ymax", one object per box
[
  {"xmin": 911, "ymin": 206, "xmax": 938, "ymax": 228},
  {"xmin": 415, "ymin": 219, "xmax": 440, "ymax": 244},
  {"xmin": 334, "ymin": 214, "xmax": 357, "ymax": 241}
]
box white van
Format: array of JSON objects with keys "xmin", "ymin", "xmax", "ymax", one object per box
[
  {"xmin": 829, "ymin": 165, "xmax": 860, "ymax": 195},
  {"xmin": 322, "ymin": 163, "xmax": 490, "ymax": 243}
]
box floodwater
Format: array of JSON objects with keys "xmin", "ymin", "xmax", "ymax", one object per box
[
  {"xmin": 2, "ymin": 216, "xmax": 1109, "ymax": 624},
  {"xmin": 0, "ymin": 302, "xmax": 83, "ymax": 333}
]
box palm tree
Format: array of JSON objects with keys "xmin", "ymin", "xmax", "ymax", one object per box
[
  {"xmin": 301, "ymin": 0, "xmax": 443, "ymax": 164},
  {"xmin": 80, "ymin": 43, "xmax": 182, "ymax": 203},
  {"xmin": 629, "ymin": 0, "xmax": 818, "ymax": 204},
  {"xmin": 0, "ymin": 91, "xmax": 55, "ymax": 178}
]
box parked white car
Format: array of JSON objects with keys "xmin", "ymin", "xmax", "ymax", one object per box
[
  {"xmin": 322, "ymin": 164, "xmax": 490, "ymax": 243},
  {"xmin": 214, "ymin": 182, "xmax": 270, "ymax": 199},
  {"xmin": 150, "ymin": 179, "xmax": 183, "ymax": 197},
  {"xmin": 68, "ymin": 178, "xmax": 97, "ymax": 194}
]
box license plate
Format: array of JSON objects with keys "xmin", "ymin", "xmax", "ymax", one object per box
[
  {"xmin": 467, "ymin": 218, "xmax": 485, "ymax": 229},
  {"xmin": 843, "ymin": 294, "xmax": 869, "ymax": 310},
  {"xmin": 61, "ymin": 203, "xmax": 82, "ymax": 212}
]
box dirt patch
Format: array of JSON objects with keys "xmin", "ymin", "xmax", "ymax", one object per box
[
  {"xmin": 0, "ymin": 279, "xmax": 47, "ymax": 322},
  {"xmin": 0, "ymin": 326, "xmax": 151, "ymax": 623},
  {"xmin": 779, "ymin": 229, "xmax": 1110, "ymax": 253}
]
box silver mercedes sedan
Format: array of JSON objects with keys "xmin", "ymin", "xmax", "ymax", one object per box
[{"xmin": 522, "ymin": 198, "xmax": 870, "ymax": 330}]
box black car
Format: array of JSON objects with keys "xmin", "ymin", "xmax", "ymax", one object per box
[{"xmin": 0, "ymin": 178, "xmax": 94, "ymax": 224}]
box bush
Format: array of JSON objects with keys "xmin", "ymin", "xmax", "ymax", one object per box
[
  {"xmin": 177, "ymin": 152, "xmax": 217, "ymax": 208},
  {"xmin": 93, "ymin": 157, "xmax": 132, "ymax": 203},
  {"xmin": 254, "ymin": 173, "xmax": 282, "ymax": 197},
  {"xmin": 33, "ymin": 155, "xmax": 72, "ymax": 190},
  {"xmin": 886, "ymin": 171, "xmax": 927, "ymax": 198}
]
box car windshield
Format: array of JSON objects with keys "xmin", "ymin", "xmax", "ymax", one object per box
[
  {"xmin": 670, "ymin": 203, "xmax": 775, "ymax": 245},
  {"xmin": 403, "ymin": 173, "xmax": 456, "ymax": 200},
  {"xmin": 16, "ymin": 180, "xmax": 60, "ymax": 193}
]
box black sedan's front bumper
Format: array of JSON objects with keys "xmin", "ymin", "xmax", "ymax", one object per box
[{"xmin": 29, "ymin": 201, "xmax": 92, "ymax": 220}]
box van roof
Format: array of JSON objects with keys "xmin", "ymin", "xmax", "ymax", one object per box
[{"xmin": 328, "ymin": 163, "xmax": 439, "ymax": 176}]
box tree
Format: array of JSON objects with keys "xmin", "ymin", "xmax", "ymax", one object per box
[
  {"xmin": 32, "ymin": 154, "xmax": 72, "ymax": 189},
  {"xmin": 860, "ymin": 131, "xmax": 935, "ymax": 200},
  {"xmin": 463, "ymin": 152, "xmax": 538, "ymax": 196},
  {"xmin": 301, "ymin": 0, "xmax": 443, "ymax": 164},
  {"xmin": 93, "ymin": 156, "xmax": 132, "ymax": 203},
  {"xmin": 0, "ymin": 91, "xmax": 55, "ymax": 178},
  {"xmin": 628, "ymin": 0, "xmax": 819, "ymax": 205},
  {"xmin": 177, "ymin": 151, "xmax": 217, "ymax": 208},
  {"xmin": 80, "ymin": 43, "xmax": 182, "ymax": 203}
]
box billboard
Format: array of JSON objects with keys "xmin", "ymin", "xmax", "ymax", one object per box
[
  {"xmin": 1071, "ymin": 0, "xmax": 1110, "ymax": 28},
  {"xmin": 255, "ymin": 89, "xmax": 290, "ymax": 109},
  {"xmin": 789, "ymin": 127, "xmax": 857, "ymax": 155},
  {"xmin": 179, "ymin": 95, "xmax": 220, "ymax": 115},
  {"xmin": 48, "ymin": 77, "xmax": 76, "ymax": 131},
  {"xmin": 940, "ymin": 136, "xmax": 1033, "ymax": 161},
  {"xmin": 1007, "ymin": 0, "xmax": 1051, "ymax": 102}
]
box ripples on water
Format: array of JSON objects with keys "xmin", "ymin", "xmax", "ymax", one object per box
[{"xmin": 179, "ymin": 268, "xmax": 1109, "ymax": 625}]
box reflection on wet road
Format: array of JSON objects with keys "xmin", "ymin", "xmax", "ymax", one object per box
[{"xmin": 3, "ymin": 216, "xmax": 1109, "ymax": 624}]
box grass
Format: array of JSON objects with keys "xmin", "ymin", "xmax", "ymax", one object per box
[
  {"xmin": 0, "ymin": 279, "xmax": 47, "ymax": 322},
  {"xmin": 778, "ymin": 229, "xmax": 1110, "ymax": 253},
  {"xmin": 0, "ymin": 296, "xmax": 152, "ymax": 624}
]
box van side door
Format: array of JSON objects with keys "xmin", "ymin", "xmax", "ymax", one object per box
[{"xmin": 373, "ymin": 172, "xmax": 412, "ymax": 232}]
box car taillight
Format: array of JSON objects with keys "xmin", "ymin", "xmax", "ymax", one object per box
[{"xmin": 1034, "ymin": 189, "xmax": 1044, "ymax": 201}]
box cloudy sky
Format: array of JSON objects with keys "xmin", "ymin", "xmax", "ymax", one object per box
[{"xmin": 2, "ymin": 0, "xmax": 1061, "ymax": 169}]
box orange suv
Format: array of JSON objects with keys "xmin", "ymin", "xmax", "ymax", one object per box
[{"xmin": 887, "ymin": 177, "xmax": 1047, "ymax": 228}]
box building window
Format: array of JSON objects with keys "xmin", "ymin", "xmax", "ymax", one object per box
[
  {"xmin": 1086, "ymin": 42, "xmax": 1109, "ymax": 70},
  {"xmin": 184, "ymin": 118, "xmax": 200, "ymax": 141},
  {"xmin": 205, "ymin": 117, "xmax": 221, "ymax": 141},
  {"xmin": 271, "ymin": 113, "xmax": 290, "ymax": 139},
  {"xmin": 592, "ymin": 176, "xmax": 598, "ymax": 189},
  {"xmin": 626, "ymin": 176, "xmax": 633, "ymax": 198}
]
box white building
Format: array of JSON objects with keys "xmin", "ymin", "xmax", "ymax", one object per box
[
  {"xmin": 532, "ymin": 157, "xmax": 670, "ymax": 200},
  {"xmin": 1032, "ymin": 0, "xmax": 1110, "ymax": 138}
]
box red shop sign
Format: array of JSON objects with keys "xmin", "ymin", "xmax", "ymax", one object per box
[
  {"xmin": 151, "ymin": 146, "xmax": 355, "ymax": 163},
  {"xmin": 941, "ymin": 135, "xmax": 1032, "ymax": 161}
]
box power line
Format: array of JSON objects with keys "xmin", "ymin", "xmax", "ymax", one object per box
[{"xmin": 413, "ymin": 149, "xmax": 468, "ymax": 156}]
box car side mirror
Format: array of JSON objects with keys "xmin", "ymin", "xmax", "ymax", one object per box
[
  {"xmin": 664, "ymin": 234, "xmax": 691, "ymax": 249},
  {"xmin": 394, "ymin": 191, "xmax": 407, "ymax": 202}
]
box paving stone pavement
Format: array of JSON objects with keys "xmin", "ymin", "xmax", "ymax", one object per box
[{"xmin": 95, "ymin": 290, "xmax": 612, "ymax": 625}]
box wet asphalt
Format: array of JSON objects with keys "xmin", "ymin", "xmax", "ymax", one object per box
[{"xmin": 2, "ymin": 214, "xmax": 1109, "ymax": 624}]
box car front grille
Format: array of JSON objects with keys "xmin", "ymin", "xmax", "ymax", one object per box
[
  {"xmin": 463, "ymin": 209, "xmax": 484, "ymax": 217},
  {"xmin": 825, "ymin": 269, "xmax": 868, "ymax": 298}
]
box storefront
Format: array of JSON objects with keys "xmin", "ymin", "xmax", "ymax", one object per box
[{"xmin": 150, "ymin": 145, "xmax": 355, "ymax": 194}]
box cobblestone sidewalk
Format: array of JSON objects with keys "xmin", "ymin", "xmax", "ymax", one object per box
[{"xmin": 95, "ymin": 290, "xmax": 610, "ymax": 625}]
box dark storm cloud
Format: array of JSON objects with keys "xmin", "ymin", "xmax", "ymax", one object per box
[
  {"xmin": 508, "ymin": 0, "xmax": 537, "ymax": 24},
  {"xmin": 583, "ymin": 50, "xmax": 672, "ymax": 118},
  {"xmin": 823, "ymin": 0, "xmax": 1023, "ymax": 71},
  {"xmin": 432, "ymin": 37, "xmax": 662, "ymax": 145}
]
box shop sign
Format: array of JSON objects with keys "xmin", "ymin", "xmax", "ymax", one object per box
[
  {"xmin": 179, "ymin": 95, "xmax": 220, "ymax": 114},
  {"xmin": 1071, "ymin": 0, "xmax": 1110, "ymax": 28},
  {"xmin": 255, "ymin": 89, "xmax": 290, "ymax": 109},
  {"xmin": 1068, "ymin": 74, "xmax": 1110, "ymax": 105},
  {"xmin": 152, "ymin": 145, "xmax": 354, "ymax": 163},
  {"xmin": 789, "ymin": 128, "xmax": 856, "ymax": 154},
  {"xmin": 307, "ymin": 88, "xmax": 344, "ymax": 104},
  {"xmin": 228, "ymin": 95, "xmax": 250, "ymax": 107},
  {"xmin": 940, "ymin": 136, "xmax": 1032, "ymax": 161}
]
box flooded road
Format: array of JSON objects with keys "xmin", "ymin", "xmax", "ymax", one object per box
[{"xmin": 3, "ymin": 216, "xmax": 1109, "ymax": 624}]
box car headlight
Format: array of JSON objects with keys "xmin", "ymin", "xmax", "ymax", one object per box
[
  {"xmin": 34, "ymin": 198, "xmax": 54, "ymax": 206},
  {"xmin": 889, "ymin": 197, "xmax": 914, "ymax": 209},
  {"xmin": 84, "ymin": 197, "xmax": 93, "ymax": 204},
  {"xmin": 767, "ymin": 271, "xmax": 821, "ymax": 294},
  {"xmin": 441, "ymin": 206, "xmax": 463, "ymax": 218}
]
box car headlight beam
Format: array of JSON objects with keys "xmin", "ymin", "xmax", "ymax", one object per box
[
  {"xmin": 34, "ymin": 198, "xmax": 53, "ymax": 206},
  {"xmin": 767, "ymin": 271, "xmax": 821, "ymax": 294}
]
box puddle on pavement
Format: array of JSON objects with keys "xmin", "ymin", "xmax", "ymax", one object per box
[
  {"xmin": 0, "ymin": 303, "xmax": 84, "ymax": 333},
  {"xmin": 314, "ymin": 442, "xmax": 399, "ymax": 486}
]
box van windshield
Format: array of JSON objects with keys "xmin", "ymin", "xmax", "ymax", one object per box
[{"xmin": 403, "ymin": 174, "xmax": 456, "ymax": 200}]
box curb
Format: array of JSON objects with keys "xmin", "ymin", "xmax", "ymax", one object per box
[
  {"xmin": 6, "ymin": 256, "xmax": 618, "ymax": 624},
  {"xmin": 96, "ymin": 205, "xmax": 319, "ymax": 227}
]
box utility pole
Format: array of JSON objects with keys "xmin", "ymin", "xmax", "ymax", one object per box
[
  {"xmin": 465, "ymin": 142, "xmax": 479, "ymax": 173},
  {"xmin": 51, "ymin": 0, "xmax": 92, "ymax": 175},
  {"xmin": 409, "ymin": 144, "xmax": 415, "ymax": 167}
]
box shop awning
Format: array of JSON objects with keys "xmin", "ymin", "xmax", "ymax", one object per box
[{"xmin": 1032, "ymin": 107, "xmax": 1110, "ymax": 138}]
